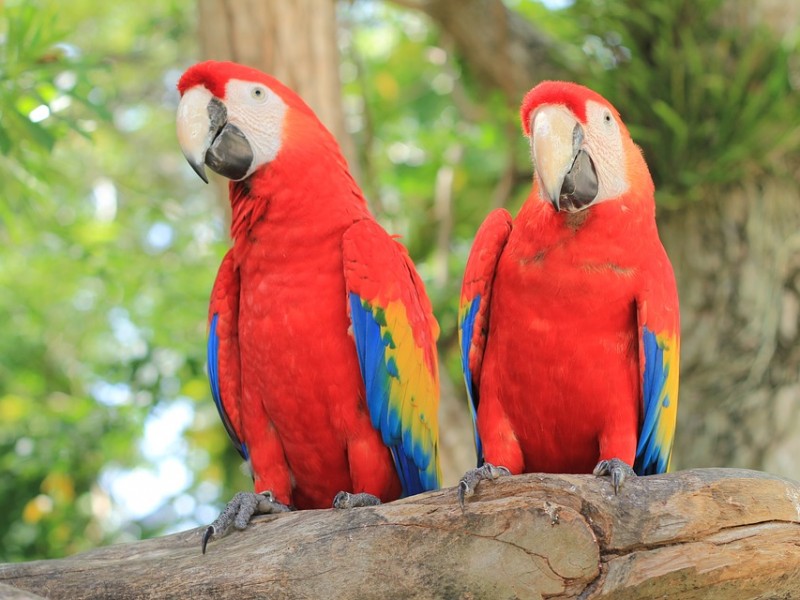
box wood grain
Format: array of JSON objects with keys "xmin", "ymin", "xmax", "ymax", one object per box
[{"xmin": 1, "ymin": 469, "xmax": 799, "ymax": 599}]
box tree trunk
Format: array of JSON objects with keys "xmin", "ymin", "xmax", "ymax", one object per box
[
  {"xmin": 1, "ymin": 469, "xmax": 799, "ymax": 599},
  {"xmin": 393, "ymin": 0, "xmax": 557, "ymax": 100},
  {"xmin": 197, "ymin": 0, "xmax": 354, "ymax": 164},
  {"xmin": 192, "ymin": 0, "xmax": 471, "ymax": 487},
  {"xmin": 660, "ymin": 180, "xmax": 800, "ymax": 475},
  {"xmin": 397, "ymin": 0, "xmax": 800, "ymax": 481}
]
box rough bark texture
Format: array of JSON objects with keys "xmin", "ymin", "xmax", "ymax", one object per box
[
  {"xmin": 661, "ymin": 181, "xmax": 800, "ymax": 476},
  {"xmin": 398, "ymin": 0, "xmax": 800, "ymax": 482},
  {"xmin": 197, "ymin": 0, "xmax": 352, "ymax": 161},
  {"xmin": 1, "ymin": 469, "xmax": 799, "ymax": 599}
]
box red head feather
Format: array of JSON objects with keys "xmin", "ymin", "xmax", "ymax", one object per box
[
  {"xmin": 520, "ymin": 81, "xmax": 620, "ymax": 135},
  {"xmin": 177, "ymin": 60, "xmax": 315, "ymax": 117}
]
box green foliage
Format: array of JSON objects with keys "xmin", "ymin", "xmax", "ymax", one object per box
[
  {"xmin": 563, "ymin": 0, "xmax": 800, "ymax": 207},
  {"xmin": 0, "ymin": 0, "xmax": 249, "ymax": 561},
  {"xmin": 3, "ymin": 0, "xmax": 798, "ymax": 562},
  {"xmin": 341, "ymin": 4, "xmax": 530, "ymax": 381}
]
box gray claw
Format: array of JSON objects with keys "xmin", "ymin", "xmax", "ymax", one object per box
[
  {"xmin": 202, "ymin": 491, "xmax": 291, "ymax": 554},
  {"xmin": 332, "ymin": 491, "xmax": 382, "ymax": 509},
  {"xmin": 593, "ymin": 458, "xmax": 637, "ymax": 494},
  {"xmin": 457, "ymin": 463, "xmax": 511, "ymax": 511}
]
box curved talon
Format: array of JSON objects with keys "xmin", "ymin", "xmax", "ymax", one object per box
[
  {"xmin": 593, "ymin": 457, "xmax": 636, "ymax": 494},
  {"xmin": 201, "ymin": 526, "xmax": 214, "ymax": 555},
  {"xmin": 332, "ymin": 491, "xmax": 381, "ymax": 509},
  {"xmin": 457, "ymin": 463, "xmax": 511, "ymax": 512},
  {"xmin": 201, "ymin": 490, "xmax": 291, "ymax": 554}
]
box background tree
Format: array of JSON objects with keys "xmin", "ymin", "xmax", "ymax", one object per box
[
  {"xmin": 393, "ymin": 0, "xmax": 800, "ymax": 474},
  {"xmin": 1, "ymin": 0, "xmax": 798, "ymax": 563}
]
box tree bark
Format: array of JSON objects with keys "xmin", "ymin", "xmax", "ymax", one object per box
[
  {"xmin": 1, "ymin": 469, "xmax": 798, "ymax": 599},
  {"xmin": 197, "ymin": 0, "xmax": 353, "ymax": 164},
  {"xmin": 660, "ymin": 180, "xmax": 800, "ymax": 475},
  {"xmin": 392, "ymin": 0, "xmax": 557, "ymax": 101},
  {"xmin": 396, "ymin": 0, "xmax": 800, "ymax": 481}
]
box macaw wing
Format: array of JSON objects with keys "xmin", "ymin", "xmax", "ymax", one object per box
[
  {"xmin": 343, "ymin": 219, "xmax": 441, "ymax": 496},
  {"xmin": 458, "ymin": 208, "xmax": 513, "ymax": 466},
  {"xmin": 207, "ymin": 249, "xmax": 248, "ymax": 461},
  {"xmin": 634, "ymin": 258, "xmax": 680, "ymax": 476}
]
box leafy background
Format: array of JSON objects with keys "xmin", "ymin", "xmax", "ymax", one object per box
[{"xmin": 1, "ymin": 0, "xmax": 798, "ymax": 561}]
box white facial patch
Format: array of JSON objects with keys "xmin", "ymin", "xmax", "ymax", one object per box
[
  {"xmin": 583, "ymin": 100, "xmax": 629, "ymax": 202},
  {"xmin": 224, "ymin": 78, "xmax": 288, "ymax": 179}
]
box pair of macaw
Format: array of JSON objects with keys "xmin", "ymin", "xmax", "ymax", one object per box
[{"xmin": 175, "ymin": 61, "xmax": 679, "ymax": 552}]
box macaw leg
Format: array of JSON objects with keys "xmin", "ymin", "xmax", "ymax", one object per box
[
  {"xmin": 202, "ymin": 490, "xmax": 292, "ymax": 554},
  {"xmin": 332, "ymin": 491, "xmax": 382, "ymax": 509},
  {"xmin": 592, "ymin": 458, "xmax": 637, "ymax": 494},
  {"xmin": 457, "ymin": 463, "xmax": 511, "ymax": 511},
  {"xmin": 331, "ymin": 432, "xmax": 399, "ymax": 510},
  {"xmin": 457, "ymin": 390, "xmax": 522, "ymax": 511},
  {"xmin": 594, "ymin": 428, "xmax": 637, "ymax": 494}
]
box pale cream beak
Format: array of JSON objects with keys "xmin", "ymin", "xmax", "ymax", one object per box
[
  {"xmin": 531, "ymin": 105, "xmax": 581, "ymax": 208},
  {"xmin": 176, "ymin": 86, "xmax": 215, "ymax": 183}
]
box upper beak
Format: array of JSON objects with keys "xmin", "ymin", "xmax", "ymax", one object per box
[
  {"xmin": 531, "ymin": 106, "xmax": 598, "ymax": 212},
  {"xmin": 176, "ymin": 87, "xmax": 254, "ymax": 183},
  {"xmin": 176, "ymin": 87, "xmax": 216, "ymax": 183}
]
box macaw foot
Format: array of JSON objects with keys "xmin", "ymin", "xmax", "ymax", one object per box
[
  {"xmin": 332, "ymin": 491, "xmax": 382, "ymax": 509},
  {"xmin": 457, "ymin": 463, "xmax": 511, "ymax": 512},
  {"xmin": 202, "ymin": 491, "xmax": 291, "ymax": 554},
  {"xmin": 593, "ymin": 458, "xmax": 637, "ymax": 494}
]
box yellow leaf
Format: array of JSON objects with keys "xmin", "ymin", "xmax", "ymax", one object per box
[
  {"xmin": 0, "ymin": 395, "xmax": 28, "ymax": 423},
  {"xmin": 22, "ymin": 494, "xmax": 53, "ymax": 524},
  {"xmin": 181, "ymin": 378, "xmax": 209, "ymax": 401},
  {"xmin": 375, "ymin": 72, "xmax": 399, "ymax": 102},
  {"xmin": 42, "ymin": 472, "xmax": 75, "ymax": 502}
]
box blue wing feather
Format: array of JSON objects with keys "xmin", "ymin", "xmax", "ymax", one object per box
[
  {"xmin": 634, "ymin": 326, "xmax": 671, "ymax": 475},
  {"xmin": 459, "ymin": 296, "xmax": 484, "ymax": 466},
  {"xmin": 208, "ymin": 314, "xmax": 248, "ymax": 461},
  {"xmin": 348, "ymin": 292, "xmax": 428, "ymax": 496}
]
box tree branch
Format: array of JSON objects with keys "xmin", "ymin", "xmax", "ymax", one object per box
[
  {"xmin": 390, "ymin": 0, "xmax": 558, "ymax": 101},
  {"xmin": 1, "ymin": 469, "xmax": 799, "ymax": 599}
]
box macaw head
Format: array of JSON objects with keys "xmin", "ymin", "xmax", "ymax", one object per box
[
  {"xmin": 520, "ymin": 81, "xmax": 653, "ymax": 213},
  {"xmin": 176, "ymin": 61, "xmax": 319, "ymax": 183}
]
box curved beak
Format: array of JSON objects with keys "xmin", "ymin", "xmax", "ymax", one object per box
[
  {"xmin": 176, "ymin": 87, "xmax": 254, "ymax": 183},
  {"xmin": 176, "ymin": 87, "xmax": 215, "ymax": 183},
  {"xmin": 531, "ymin": 106, "xmax": 598, "ymax": 212}
]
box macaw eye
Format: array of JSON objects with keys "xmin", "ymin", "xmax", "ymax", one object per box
[
  {"xmin": 604, "ymin": 112, "xmax": 612, "ymax": 124},
  {"xmin": 251, "ymin": 87, "xmax": 267, "ymax": 101}
]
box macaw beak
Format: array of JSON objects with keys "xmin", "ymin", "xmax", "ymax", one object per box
[
  {"xmin": 530, "ymin": 106, "xmax": 598, "ymax": 212},
  {"xmin": 176, "ymin": 86, "xmax": 254, "ymax": 183}
]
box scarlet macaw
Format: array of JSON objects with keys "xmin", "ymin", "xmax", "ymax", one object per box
[
  {"xmin": 458, "ymin": 81, "xmax": 679, "ymax": 504},
  {"xmin": 176, "ymin": 61, "xmax": 441, "ymax": 550}
]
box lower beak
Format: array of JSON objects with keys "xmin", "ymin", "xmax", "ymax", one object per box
[
  {"xmin": 531, "ymin": 106, "xmax": 598, "ymax": 212},
  {"xmin": 176, "ymin": 87, "xmax": 254, "ymax": 183}
]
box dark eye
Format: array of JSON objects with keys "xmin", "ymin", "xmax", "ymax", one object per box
[
  {"xmin": 251, "ymin": 87, "xmax": 266, "ymax": 100},
  {"xmin": 604, "ymin": 112, "xmax": 612, "ymax": 123}
]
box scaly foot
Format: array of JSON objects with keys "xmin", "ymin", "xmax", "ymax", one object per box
[
  {"xmin": 457, "ymin": 463, "xmax": 511, "ymax": 511},
  {"xmin": 593, "ymin": 458, "xmax": 637, "ymax": 494},
  {"xmin": 202, "ymin": 491, "xmax": 291, "ymax": 554},
  {"xmin": 332, "ymin": 491, "xmax": 382, "ymax": 509}
]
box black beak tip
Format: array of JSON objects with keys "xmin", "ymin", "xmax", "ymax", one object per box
[{"xmin": 189, "ymin": 160, "xmax": 209, "ymax": 184}]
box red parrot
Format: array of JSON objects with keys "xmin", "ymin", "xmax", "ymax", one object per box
[
  {"xmin": 175, "ymin": 61, "xmax": 441, "ymax": 550},
  {"xmin": 458, "ymin": 82, "xmax": 680, "ymax": 504}
]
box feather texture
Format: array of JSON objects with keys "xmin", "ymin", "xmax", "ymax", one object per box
[
  {"xmin": 181, "ymin": 61, "xmax": 442, "ymax": 509},
  {"xmin": 458, "ymin": 208, "xmax": 513, "ymax": 467},
  {"xmin": 344, "ymin": 219, "xmax": 441, "ymax": 495},
  {"xmin": 459, "ymin": 82, "xmax": 680, "ymax": 480}
]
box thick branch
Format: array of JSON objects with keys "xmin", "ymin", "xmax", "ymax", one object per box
[
  {"xmin": 391, "ymin": 0, "xmax": 558, "ymax": 100},
  {"xmin": 2, "ymin": 469, "xmax": 800, "ymax": 599}
]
